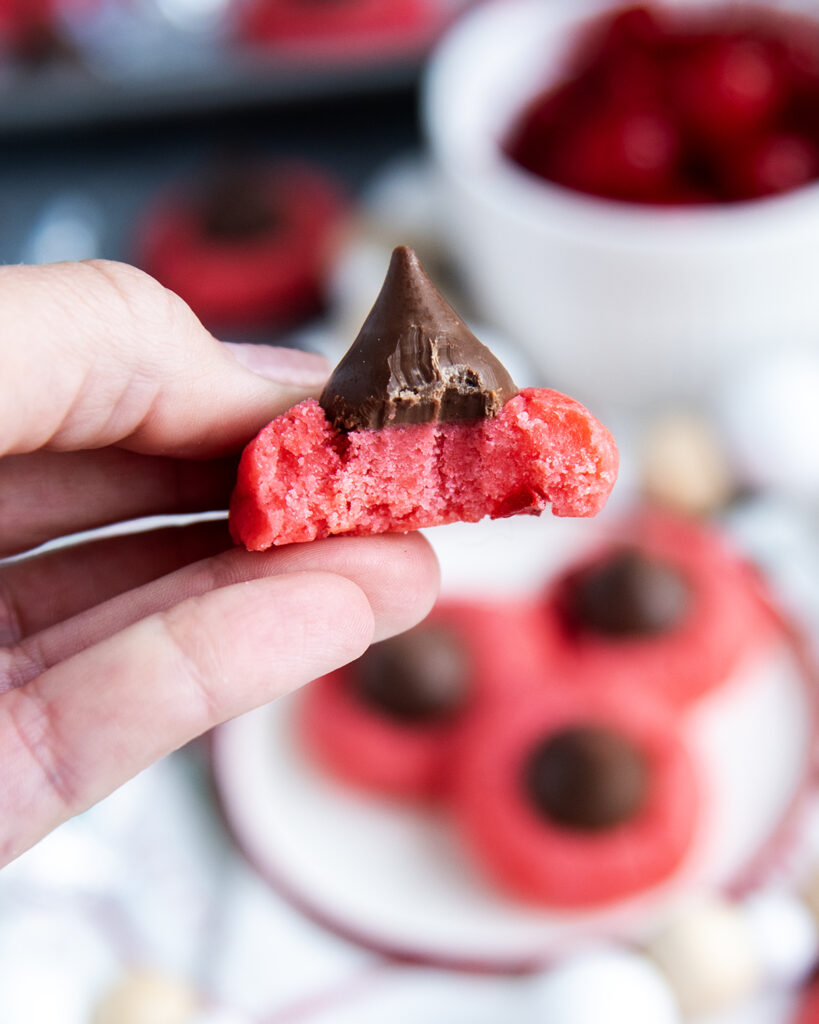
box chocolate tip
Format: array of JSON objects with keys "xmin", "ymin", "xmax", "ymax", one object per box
[{"xmin": 391, "ymin": 244, "xmax": 416, "ymax": 265}]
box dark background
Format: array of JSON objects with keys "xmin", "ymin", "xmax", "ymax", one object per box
[{"xmin": 0, "ymin": 81, "xmax": 420, "ymax": 266}]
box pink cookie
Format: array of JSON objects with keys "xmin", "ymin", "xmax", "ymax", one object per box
[
  {"xmin": 301, "ymin": 598, "xmax": 553, "ymax": 800},
  {"xmin": 544, "ymin": 510, "xmax": 774, "ymax": 707},
  {"xmin": 450, "ymin": 687, "xmax": 700, "ymax": 908},
  {"xmin": 230, "ymin": 247, "xmax": 618, "ymax": 550}
]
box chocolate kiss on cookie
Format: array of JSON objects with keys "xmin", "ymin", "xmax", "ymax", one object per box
[
  {"xmin": 352, "ymin": 624, "xmax": 469, "ymax": 724},
  {"xmin": 524, "ymin": 725, "xmax": 649, "ymax": 831},
  {"xmin": 320, "ymin": 246, "xmax": 518, "ymax": 430},
  {"xmin": 564, "ymin": 549, "xmax": 691, "ymax": 638}
]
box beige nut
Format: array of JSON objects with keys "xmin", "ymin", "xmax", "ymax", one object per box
[
  {"xmin": 800, "ymin": 863, "xmax": 819, "ymax": 926},
  {"xmin": 646, "ymin": 898, "xmax": 759, "ymax": 1017},
  {"xmin": 93, "ymin": 969, "xmax": 199, "ymax": 1024},
  {"xmin": 642, "ymin": 412, "xmax": 732, "ymax": 516}
]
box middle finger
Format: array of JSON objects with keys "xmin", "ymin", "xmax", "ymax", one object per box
[
  {"xmin": 0, "ymin": 448, "xmax": 237, "ymax": 557},
  {"xmin": 3, "ymin": 532, "xmax": 440, "ymax": 693}
]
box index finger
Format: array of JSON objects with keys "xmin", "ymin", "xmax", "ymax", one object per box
[
  {"xmin": 0, "ymin": 261, "xmax": 327, "ymax": 459},
  {"xmin": 0, "ymin": 571, "xmax": 376, "ymax": 865}
]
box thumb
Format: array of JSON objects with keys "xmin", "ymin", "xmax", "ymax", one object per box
[{"xmin": 0, "ymin": 260, "xmax": 328, "ymax": 459}]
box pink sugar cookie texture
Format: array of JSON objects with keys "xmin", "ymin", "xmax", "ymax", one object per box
[{"xmin": 229, "ymin": 246, "xmax": 618, "ymax": 550}]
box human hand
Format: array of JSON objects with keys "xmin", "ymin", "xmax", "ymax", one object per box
[{"xmin": 0, "ymin": 260, "xmax": 439, "ymax": 866}]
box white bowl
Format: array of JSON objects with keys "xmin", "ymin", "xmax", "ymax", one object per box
[{"xmin": 424, "ymin": 0, "xmax": 819, "ymax": 411}]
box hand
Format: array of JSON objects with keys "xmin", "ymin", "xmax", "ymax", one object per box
[{"xmin": 0, "ymin": 260, "xmax": 439, "ymax": 866}]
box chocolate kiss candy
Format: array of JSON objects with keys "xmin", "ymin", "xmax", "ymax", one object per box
[
  {"xmin": 320, "ymin": 245, "xmax": 518, "ymax": 430},
  {"xmin": 564, "ymin": 549, "xmax": 691, "ymax": 637},
  {"xmin": 352, "ymin": 623, "xmax": 469, "ymax": 724},
  {"xmin": 524, "ymin": 725, "xmax": 649, "ymax": 831}
]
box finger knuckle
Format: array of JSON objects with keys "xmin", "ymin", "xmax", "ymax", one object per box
[
  {"xmin": 158, "ymin": 601, "xmax": 225, "ymax": 725},
  {"xmin": 82, "ymin": 260, "xmax": 194, "ymax": 335},
  {"xmin": 0, "ymin": 639, "xmax": 46, "ymax": 695},
  {"xmin": 0, "ymin": 683, "xmax": 79, "ymax": 815}
]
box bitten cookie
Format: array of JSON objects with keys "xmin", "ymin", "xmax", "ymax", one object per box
[{"xmin": 230, "ymin": 247, "xmax": 618, "ymax": 549}]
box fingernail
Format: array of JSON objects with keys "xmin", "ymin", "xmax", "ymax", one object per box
[{"xmin": 225, "ymin": 342, "xmax": 330, "ymax": 388}]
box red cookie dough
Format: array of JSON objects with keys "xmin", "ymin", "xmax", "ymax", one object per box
[
  {"xmin": 137, "ymin": 162, "xmax": 347, "ymax": 332},
  {"xmin": 449, "ymin": 687, "xmax": 700, "ymax": 908},
  {"xmin": 301, "ymin": 599, "xmax": 552, "ymax": 800},
  {"xmin": 544, "ymin": 511, "xmax": 773, "ymax": 707},
  {"xmin": 302, "ymin": 668, "xmax": 454, "ymax": 801},
  {"xmin": 230, "ymin": 388, "xmax": 618, "ymax": 549}
]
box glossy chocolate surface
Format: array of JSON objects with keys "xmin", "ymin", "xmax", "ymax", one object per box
[{"xmin": 320, "ymin": 246, "xmax": 518, "ymax": 430}]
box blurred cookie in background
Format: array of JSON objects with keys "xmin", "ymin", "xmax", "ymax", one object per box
[{"xmin": 135, "ymin": 157, "xmax": 350, "ymax": 336}]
